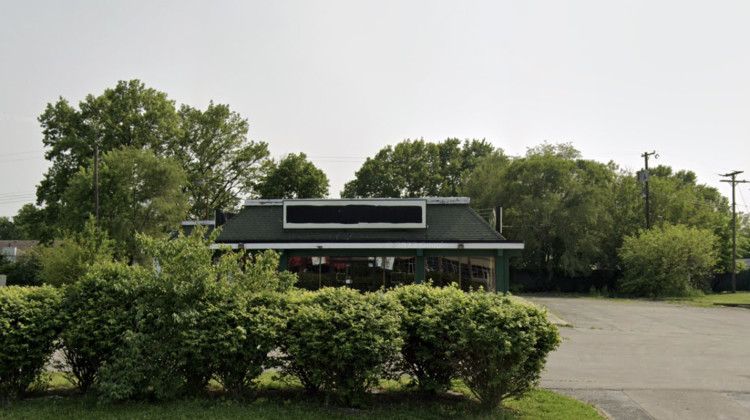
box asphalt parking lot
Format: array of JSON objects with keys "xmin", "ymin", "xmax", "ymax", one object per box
[{"xmin": 528, "ymin": 297, "xmax": 750, "ymax": 420}]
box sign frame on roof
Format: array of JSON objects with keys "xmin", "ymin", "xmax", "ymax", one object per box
[{"xmin": 283, "ymin": 199, "xmax": 427, "ymax": 229}]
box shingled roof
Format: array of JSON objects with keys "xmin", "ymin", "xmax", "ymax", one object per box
[{"xmin": 215, "ymin": 198, "xmax": 516, "ymax": 245}]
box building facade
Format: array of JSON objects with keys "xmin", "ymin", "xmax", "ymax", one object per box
[{"xmin": 210, "ymin": 197, "xmax": 522, "ymax": 293}]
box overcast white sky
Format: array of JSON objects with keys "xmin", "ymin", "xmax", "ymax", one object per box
[{"xmin": 2, "ymin": 0, "xmax": 750, "ymax": 218}]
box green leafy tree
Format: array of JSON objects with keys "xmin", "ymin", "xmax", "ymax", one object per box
[
  {"xmin": 254, "ymin": 153, "xmax": 329, "ymax": 199},
  {"xmin": 61, "ymin": 148, "xmax": 188, "ymax": 262},
  {"xmin": 738, "ymin": 213, "xmax": 750, "ymax": 260},
  {"xmin": 342, "ymin": 138, "xmax": 498, "ymax": 198},
  {"xmin": 645, "ymin": 165, "xmax": 732, "ymax": 272},
  {"xmin": 175, "ymin": 102, "xmax": 271, "ymax": 217},
  {"xmin": 465, "ymin": 144, "xmax": 615, "ymax": 282},
  {"xmin": 460, "ymin": 153, "xmax": 511, "ymax": 210},
  {"xmin": 13, "ymin": 204, "xmax": 55, "ymax": 243},
  {"xmin": 618, "ymin": 224, "xmax": 718, "ymax": 297},
  {"xmin": 0, "ymin": 217, "xmax": 23, "ymax": 239},
  {"xmin": 36, "ymin": 80, "xmax": 180, "ymax": 232}
]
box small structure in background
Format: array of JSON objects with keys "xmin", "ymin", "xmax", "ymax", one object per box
[
  {"xmin": 1, "ymin": 240, "xmax": 38, "ymax": 263},
  {"xmin": 208, "ymin": 197, "xmax": 523, "ymax": 293}
]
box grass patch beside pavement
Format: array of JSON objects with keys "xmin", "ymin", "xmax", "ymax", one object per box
[
  {"xmin": 667, "ymin": 291, "xmax": 750, "ymax": 308},
  {"xmin": 0, "ymin": 373, "xmax": 604, "ymax": 420}
]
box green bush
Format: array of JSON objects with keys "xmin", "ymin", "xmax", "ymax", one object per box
[
  {"xmin": 97, "ymin": 230, "xmax": 224, "ymax": 401},
  {"xmin": 453, "ymin": 293, "xmax": 560, "ymax": 408},
  {"xmin": 391, "ymin": 284, "xmax": 467, "ymax": 393},
  {"xmin": 210, "ymin": 291, "xmax": 284, "ymax": 399},
  {"xmin": 0, "ymin": 286, "xmax": 61, "ymax": 401},
  {"xmin": 618, "ymin": 224, "xmax": 718, "ymax": 297},
  {"xmin": 279, "ymin": 287, "xmax": 403, "ymax": 407},
  {"xmin": 58, "ymin": 263, "xmax": 147, "ymax": 393},
  {"xmin": 33, "ymin": 220, "xmax": 117, "ymax": 287},
  {"xmin": 96, "ymin": 228, "xmax": 296, "ymax": 402}
]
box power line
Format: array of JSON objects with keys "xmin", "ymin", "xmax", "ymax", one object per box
[
  {"xmin": 0, "ymin": 156, "xmax": 46, "ymax": 164},
  {"xmin": 648, "ymin": 191, "xmax": 730, "ymax": 210},
  {"xmin": 738, "ymin": 187, "xmax": 748, "ymax": 213},
  {"xmin": 0, "ymin": 149, "xmax": 45, "ymax": 157}
]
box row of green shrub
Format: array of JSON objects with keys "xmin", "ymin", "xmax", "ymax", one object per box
[{"xmin": 0, "ymin": 230, "xmax": 560, "ymax": 408}]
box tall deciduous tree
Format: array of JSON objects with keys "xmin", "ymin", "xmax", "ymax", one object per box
[
  {"xmin": 0, "ymin": 217, "xmax": 22, "ymax": 240},
  {"xmin": 61, "ymin": 148, "xmax": 188, "ymax": 262},
  {"xmin": 463, "ymin": 143, "xmax": 615, "ymax": 282},
  {"xmin": 342, "ymin": 138, "xmax": 498, "ymax": 198},
  {"xmin": 175, "ymin": 102, "xmax": 270, "ymax": 217},
  {"xmin": 13, "ymin": 204, "xmax": 55, "ymax": 243},
  {"xmin": 644, "ymin": 165, "xmax": 732, "ymax": 272},
  {"xmin": 37, "ymin": 80, "xmax": 180, "ymax": 220},
  {"xmin": 254, "ymin": 153, "xmax": 329, "ymax": 199}
]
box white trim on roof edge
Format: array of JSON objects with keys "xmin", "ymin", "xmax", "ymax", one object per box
[
  {"xmin": 182, "ymin": 220, "xmax": 215, "ymax": 226},
  {"xmin": 210, "ymin": 242, "xmax": 523, "ymax": 250},
  {"xmin": 243, "ymin": 197, "xmax": 470, "ymax": 206}
]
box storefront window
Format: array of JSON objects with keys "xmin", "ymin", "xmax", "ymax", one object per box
[{"xmin": 288, "ymin": 255, "xmax": 495, "ymax": 291}]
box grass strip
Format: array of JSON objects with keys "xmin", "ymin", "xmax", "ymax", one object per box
[{"xmin": 0, "ymin": 373, "xmax": 603, "ymax": 420}]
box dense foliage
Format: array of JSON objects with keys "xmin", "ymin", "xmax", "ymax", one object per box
[
  {"xmin": 57, "ymin": 263, "xmax": 146, "ymax": 392},
  {"xmin": 0, "ymin": 217, "xmax": 24, "ymax": 239},
  {"xmin": 21, "ymin": 79, "xmax": 274, "ymax": 245},
  {"xmin": 210, "ymin": 291, "xmax": 284, "ymax": 399},
  {"xmin": 279, "ymin": 287, "xmax": 403, "ymax": 406},
  {"xmin": 342, "ymin": 138, "xmax": 498, "ymax": 198},
  {"xmin": 61, "ymin": 148, "xmax": 188, "ymax": 262},
  {"xmin": 461, "ymin": 142, "xmax": 736, "ymax": 291},
  {"xmin": 391, "ymin": 283, "xmax": 467, "ymax": 393},
  {"xmin": 0, "ymin": 254, "xmax": 40, "ymax": 287},
  {"xmin": 618, "ymin": 224, "xmax": 718, "ymax": 297},
  {"xmin": 254, "ymin": 152, "xmax": 330, "ymax": 199},
  {"xmin": 0, "ymin": 286, "xmax": 61, "ymax": 401},
  {"xmin": 3, "ymin": 239, "xmax": 560, "ymax": 410},
  {"xmin": 32, "ymin": 220, "xmax": 117, "ymax": 287},
  {"xmin": 453, "ymin": 293, "xmax": 561, "ymax": 407},
  {"xmin": 8, "ymin": 79, "xmax": 747, "ymax": 296},
  {"xmin": 175, "ymin": 101, "xmax": 270, "ymax": 217}
]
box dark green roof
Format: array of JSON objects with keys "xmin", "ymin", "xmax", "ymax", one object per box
[{"xmin": 215, "ymin": 199, "xmax": 509, "ymax": 244}]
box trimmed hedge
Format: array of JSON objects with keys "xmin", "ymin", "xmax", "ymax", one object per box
[
  {"xmin": 279, "ymin": 287, "xmax": 403, "ymax": 407},
  {"xmin": 0, "ymin": 286, "xmax": 61, "ymax": 401},
  {"xmin": 391, "ymin": 283, "xmax": 467, "ymax": 393},
  {"xmin": 210, "ymin": 291, "xmax": 284, "ymax": 399},
  {"xmin": 453, "ymin": 293, "xmax": 561, "ymax": 407},
  {"xmin": 58, "ymin": 263, "xmax": 146, "ymax": 393},
  {"xmin": 3, "ymin": 276, "xmax": 559, "ymax": 409}
]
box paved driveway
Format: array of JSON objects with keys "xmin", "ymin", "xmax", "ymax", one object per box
[{"xmin": 528, "ymin": 297, "xmax": 750, "ymax": 420}]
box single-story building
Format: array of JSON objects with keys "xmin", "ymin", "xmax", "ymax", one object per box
[{"xmin": 202, "ymin": 197, "xmax": 522, "ymax": 293}]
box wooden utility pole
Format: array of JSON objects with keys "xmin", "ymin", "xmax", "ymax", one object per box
[
  {"xmin": 94, "ymin": 146, "xmax": 99, "ymax": 225},
  {"xmin": 720, "ymin": 171, "xmax": 749, "ymax": 293},
  {"xmin": 641, "ymin": 151, "xmax": 658, "ymax": 229}
]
